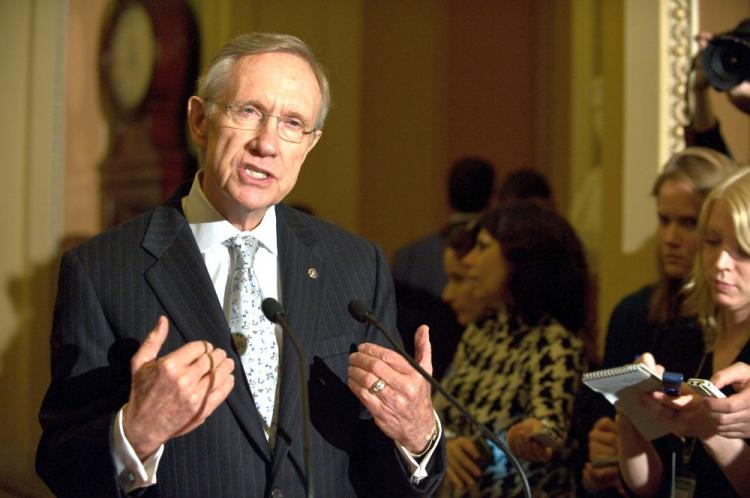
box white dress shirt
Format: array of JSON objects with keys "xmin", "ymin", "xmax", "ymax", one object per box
[{"xmin": 112, "ymin": 173, "xmax": 439, "ymax": 492}]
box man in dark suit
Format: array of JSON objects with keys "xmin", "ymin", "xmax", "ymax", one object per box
[{"xmin": 36, "ymin": 33, "xmax": 444, "ymax": 498}]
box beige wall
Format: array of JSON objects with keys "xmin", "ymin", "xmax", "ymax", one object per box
[
  {"xmin": 66, "ymin": 1, "xmax": 109, "ymax": 240},
  {"xmin": 0, "ymin": 1, "xmax": 65, "ymax": 496},
  {"xmin": 360, "ymin": 2, "xmax": 449, "ymax": 247},
  {"xmin": 598, "ymin": 0, "xmax": 658, "ymax": 353}
]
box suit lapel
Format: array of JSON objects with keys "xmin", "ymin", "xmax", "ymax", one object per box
[
  {"xmin": 142, "ymin": 204, "xmax": 272, "ymax": 461},
  {"xmin": 271, "ymin": 206, "xmax": 325, "ymax": 477}
]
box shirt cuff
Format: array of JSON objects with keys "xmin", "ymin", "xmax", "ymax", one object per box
[
  {"xmin": 111, "ymin": 405, "xmax": 164, "ymax": 493},
  {"xmin": 395, "ymin": 411, "xmax": 443, "ymax": 484}
]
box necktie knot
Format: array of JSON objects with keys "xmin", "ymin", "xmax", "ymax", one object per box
[{"xmin": 225, "ymin": 234, "xmax": 260, "ymax": 270}]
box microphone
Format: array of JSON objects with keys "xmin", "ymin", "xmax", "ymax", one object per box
[
  {"xmin": 262, "ymin": 298, "xmax": 314, "ymax": 498},
  {"xmin": 348, "ymin": 299, "xmax": 532, "ymax": 498}
]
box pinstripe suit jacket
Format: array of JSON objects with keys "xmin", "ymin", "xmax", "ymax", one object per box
[{"xmin": 36, "ymin": 185, "xmax": 445, "ymax": 498}]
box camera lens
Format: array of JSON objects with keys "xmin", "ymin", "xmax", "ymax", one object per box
[{"xmin": 701, "ymin": 35, "xmax": 750, "ymax": 91}]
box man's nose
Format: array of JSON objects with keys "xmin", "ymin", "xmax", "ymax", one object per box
[{"xmin": 249, "ymin": 117, "xmax": 279, "ymax": 156}]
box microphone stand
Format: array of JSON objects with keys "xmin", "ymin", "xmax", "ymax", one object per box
[
  {"xmin": 262, "ymin": 298, "xmax": 314, "ymax": 498},
  {"xmin": 348, "ymin": 300, "xmax": 532, "ymax": 498}
]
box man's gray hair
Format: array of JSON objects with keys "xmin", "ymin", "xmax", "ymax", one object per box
[{"xmin": 196, "ymin": 32, "xmax": 331, "ymax": 129}]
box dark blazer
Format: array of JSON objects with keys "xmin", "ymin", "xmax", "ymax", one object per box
[
  {"xmin": 392, "ymin": 233, "xmax": 447, "ymax": 300},
  {"xmin": 36, "ymin": 185, "xmax": 445, "ymax": 498}
]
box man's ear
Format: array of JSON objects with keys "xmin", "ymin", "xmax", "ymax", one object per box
[
  {"xmin": 307, "ymin": 129, "xmax": 323, "ymax": 153},
  {"xmin": 187, "ymin": 96, "xmax": 209, "ymax": 148},
  {"xmin": 299, "ymin": 129, "xmax": 322, "ymax": 164}
]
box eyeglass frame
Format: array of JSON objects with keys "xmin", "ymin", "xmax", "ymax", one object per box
[{"xmin": 209, "ymin": 100, "xmax": 319, "ymax": 144}]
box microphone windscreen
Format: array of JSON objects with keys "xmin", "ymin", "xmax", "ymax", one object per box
[
  {"xmin": 262, "ymin": 297, "xmax": 284, "ymax": 323},
  {"xmin": 347, "ymin": 300, "xmax": 371, "ymax": 323}
]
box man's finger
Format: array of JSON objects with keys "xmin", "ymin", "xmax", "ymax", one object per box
[
  {"xmin": 413, "ymin": 325, "xmax": 433, "ymax": 377},
  {"xmin": 348, "ymin": 352, "xmax": 405, "ymax": 393},
  {"xmin": 173, "ymin": 374, "xmax": 235, "ymax": 439},
  {"xmin": 354, "ymin": 343, "xmax": 412, "ymax": 375},
  {"xmin": 131, "ymin": 316, "xmax": 169, "ymax": 372},
  {"xmin": 180, "ymin": 348, "xmax": 229, "ymax": 388}
]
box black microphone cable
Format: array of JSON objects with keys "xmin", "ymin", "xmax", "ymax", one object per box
[
  {"xmin": 348, "ymin": 299, "xmax": 532, "ymax": 498},
  {"xmin": 262, "ymin": 298, "xmax": 314, "ymax": 498}
]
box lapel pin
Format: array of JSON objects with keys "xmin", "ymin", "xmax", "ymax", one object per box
[{"xmin": 307, "ymin": 267, "xmax": 318, "ymax": 279}]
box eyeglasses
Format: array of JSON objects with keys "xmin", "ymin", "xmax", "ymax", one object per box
[{"xmin": 215, "ymin": 101, "xmax": 317, "ymax": 143}]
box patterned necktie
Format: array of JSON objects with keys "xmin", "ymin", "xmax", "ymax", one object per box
[{"xmin": 224, "ymin": 234, "xmax": 279, "ymax": 441}]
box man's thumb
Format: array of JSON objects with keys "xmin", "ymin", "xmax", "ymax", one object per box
[
  {"xmin": 131, "ymin": 316, "xmax": 169, "ymax": 372},
  {"xmin": 414, "ymin": 324, "xmax": 433, "ymax": 376}
]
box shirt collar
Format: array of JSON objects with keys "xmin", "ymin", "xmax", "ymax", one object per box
[{"xmin": 181, "ymin": 171, "xmax": 278, "ymax": 256}]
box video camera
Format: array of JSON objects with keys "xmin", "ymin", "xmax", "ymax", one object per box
[{"xmin": 701, "ymin": 19, "xmax": 750, "ymax": 91}]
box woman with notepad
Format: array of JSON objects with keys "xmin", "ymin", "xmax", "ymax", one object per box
[
  {"xmin": 617, "ymin": 168, "xmax": 750, "ymax": 497},
  {"xmin": 582, "ymin": 147, "xmax": 737, "ymax": 496}
]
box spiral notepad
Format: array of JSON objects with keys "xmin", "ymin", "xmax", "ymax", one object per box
[{"xmin": 583, "ymin": 363, "xmax": 671, "ymax": 440}]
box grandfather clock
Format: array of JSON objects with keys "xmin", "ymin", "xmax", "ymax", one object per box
[{"xmin": 98, "ymin": 0, "xmax": 199, "ymax": 227}]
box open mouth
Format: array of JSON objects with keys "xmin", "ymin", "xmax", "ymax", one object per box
[{"xmin": 242, "ymin": 164, "xmax": 270, "ymax": 180}]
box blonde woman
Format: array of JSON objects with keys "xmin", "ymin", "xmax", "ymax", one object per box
[
  {"xmin": 584, "ymin": 147, "xmax": 737, "ymax": 496},
  {"xmin": 617, "ymin": 168, "xmax": 750, "ymax": 497}
]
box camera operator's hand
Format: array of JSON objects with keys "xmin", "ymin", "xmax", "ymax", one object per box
[
  {"xmin": 727, "ymin": 81, "xmax": 750, "ymax": 114},
  {"xmin": 692, "ymin": 32, "xmax": 713, "ymax": 92}
]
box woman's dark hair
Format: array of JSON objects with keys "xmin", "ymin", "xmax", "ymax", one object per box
[
  {"xmin": 442, "ymin": 221, "xmax": 479, "ymax": 258},
  {"xmin": 477, "ymin": 202, "xmax": 593, "ymax": 337}
]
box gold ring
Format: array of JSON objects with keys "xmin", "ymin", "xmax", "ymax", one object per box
[{"xmin": 369, "ymin": 378, "xmax": 386, "ymax": 394}]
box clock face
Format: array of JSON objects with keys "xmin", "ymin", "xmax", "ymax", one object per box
[{"xmin": 107, "ymin": 3, "xmax": 156, "ymax": 111}]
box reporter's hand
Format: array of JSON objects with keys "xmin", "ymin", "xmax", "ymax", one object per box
[
  {"xmin": 506, "ymin": 417, "xmax": 554, "ymax": 463},
  {"xmin": 582, "ymin": 417, "xmax": 625, "ymax": 494},
  {"xmin": 644, "ymin": 385, "xmax": 717, "ymax": 440},
  {"xmin": 582, "ymin": 463, "xmax": 627, "ymax": 496},
  {"xmin": 706, "ymin": 362, "xmax": 750, "ymax": 438},
  {"xmin": 445, "ymin": 436, "xmax": 483, "ymax": 492},
  {"xmin": 588, "ymin": 416, "xmax": 618, "ymax": 462},
  {"xmin": 635, "ymin": 352, "xmax": 664, "ymax": 376},
  {"xmin": 123, "ymin": 316, "xmax": 236, "ymax": 459}
]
